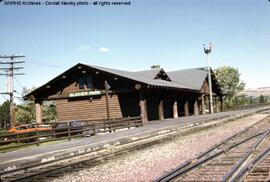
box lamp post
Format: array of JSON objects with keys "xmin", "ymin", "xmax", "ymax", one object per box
[{"xmin": 203, "ymin": 43, "xmax": 214, "ymax": 114}]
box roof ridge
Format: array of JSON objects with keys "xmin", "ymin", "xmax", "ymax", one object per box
[
  {"xmin": 168, "ymin": 67, "xmax": 208, "ymax": 73},
  {"xmin": 85, "ymin": 64, "xmax": 132, "ymax": 73},
  {"xmin": 133, "ymin": 68, "xmax": 162, "ymax": 73}
]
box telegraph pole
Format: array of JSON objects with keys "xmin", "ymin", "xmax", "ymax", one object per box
[
  {"xmin": 203, "ymin": 43, "xmax": 214, "ymax": 114},
  {"xmin": 0, "ymin": 55, "xmax": 25, "ymax": 129}
]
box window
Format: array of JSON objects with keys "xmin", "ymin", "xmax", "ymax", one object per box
[
  {"xmin": 86, "ymin": 75, "xmax": 93, "ymax": 89},
  {"xmin": 77, "ymin": 75, "xmax": 94, "ymax": 89},
  {"xmin": 78, "ymin": 77, "xmax": 85, "ymax": 89}
]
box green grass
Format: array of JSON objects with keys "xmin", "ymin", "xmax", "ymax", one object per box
[{"xmin": 0, "ymin": 129, "xmax": 9, "ymax": 136}]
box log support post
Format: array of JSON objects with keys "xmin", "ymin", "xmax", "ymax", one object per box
[
  {"xmin": 139, "ymin": 92, "xmax": 148, "ymax": 124},
  {"xmin": 220, "ymin": 96, "xmax": 224, "ymax": 112},
  {"xmin": 35, "ymin": 101, "xmax": 43, "ymax": 124},
  {"xmin": 173, "ymin": 100, "xmax": 178, "ymax": 119},
  {"xmin": 194, "ymin": 99, "xmax": 199, "ymax": 116},
  {"xmin": 213, "ymin": 97, "xmax": 216, "ymax": 113},
  {"xmin": 216, "ymin": 97, "xmax": 220, "ymax": 113},
  {"xmin": 201, "ymin": 95, "xmax": 206, "ymax": 115},
  {"xmin": 158, "ymin": 100, "xmax": 164, "ymax": 120},
  {"xmin": 184, "ymin": 100, "xmax": 189, "ymax": 117}
]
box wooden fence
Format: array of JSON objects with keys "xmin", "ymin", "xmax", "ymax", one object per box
[
  {"xmin": 225, "ymin": 103, "xmax": 270, "ymax": 111},
  {"xmin": 0, "ymin": 116, "xmax": 142, "ymax": 151}
]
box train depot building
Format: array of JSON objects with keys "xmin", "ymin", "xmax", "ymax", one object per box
[{"xmin": 25, "ymin": 63, "xmax": 224, "ymax": 123}]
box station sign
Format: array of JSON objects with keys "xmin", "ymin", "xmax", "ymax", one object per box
[{"xmin": 68, "ymin": 90, "xmax": 102, "ymax": 98}]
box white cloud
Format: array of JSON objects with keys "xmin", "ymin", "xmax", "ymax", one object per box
[
  {"xmin": 77, "ymin": 45, "xmax": 91, "ymax": 51},
  {"xmin": 99, "ymin": 47, "xmax": 111, "ymax": 53}
]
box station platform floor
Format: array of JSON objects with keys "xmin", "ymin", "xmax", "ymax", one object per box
[{"xmin": 0, "ymin": 107, "xmax": 269, "ymax": 173}]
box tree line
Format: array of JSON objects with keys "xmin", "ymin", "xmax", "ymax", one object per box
[
  {"xmin": 214, "ymin": 66, "xmax": 269, "ymax": 109},
  {"xmin": 0, "ymin": 87, "xmax": 56, "ymax": 129}
]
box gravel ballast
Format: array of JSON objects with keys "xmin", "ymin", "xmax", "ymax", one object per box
[{"xmin": 48, "ymin": 113, "xmax": 269, "ymax": 182}]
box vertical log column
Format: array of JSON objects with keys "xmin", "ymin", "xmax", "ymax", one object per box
[
  {"xmin": 9, "ymin": 106, "xmax": 16, "ymax": 128},
  {"xmin": 158, "ymin": 100, "xmax": 164, "ymax": 120},
  {"xmin": 173, "ymin": 100, "xmax": 178, "ymax": 119},
  {"xmin": 201, "ymin": 95, "xmax": 206, "ymax": 115},
  {"xmin": 220, "ymin": 96, "xmax": 224, "ymax": 112},
  {"xmin": 35, "ymin": 101, "xmax": 43, "ymax": 124},
  {"xmin": 184, "ymin": 100, "xmax": 189, "ymax": 117},
  {"xmin": 213, "ymin": 97, "xmax": 216, "ymax": 113},
  {"xmin": 216, "ymin": 97, "xmax": 220, "ymax": 112},
  {"xmin": 139, "ymin": 92, "xmax": 148, "ymax": 124},
  {"xmin": 194, "ymin": 99, "xmax": 199, "ymax": 116}
]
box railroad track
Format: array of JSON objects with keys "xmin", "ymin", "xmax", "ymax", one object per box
[
  {"xmin": 234, "ymin": 145, "xmax": 270, "ymax": 181},
  {"xmin": 155, "ymin": 116, "xmax": 270, "ymax": 182},
  {"xmin": 0, "ymin": 140, "xmax": 157, "ymax": 182},
  {"xmin": 0, "ymin": 131, "xmax": 179, "ymax": 182},
  {"xmin": 1, "ymin": 109, "xmax": 269, "ymax": 182}
]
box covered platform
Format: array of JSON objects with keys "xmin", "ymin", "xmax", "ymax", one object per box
[{"xmin": 1, "ymin": 107, "xmax": 268, "ymax": 174}]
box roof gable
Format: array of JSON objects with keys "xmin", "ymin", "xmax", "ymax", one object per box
[
  {"xmin": 153, "ymin": 69, "xmax": 171, "ymax": 81},
  {"xmin": 135, "ymin": 68, "xmax": 171, "ymax": 81}
]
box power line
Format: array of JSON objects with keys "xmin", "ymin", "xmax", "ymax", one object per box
[
  {"xmin": 1, "ymin": 94, "xmax": 8, "ymax": 101},
  {"xmin": 14, "ymin": 76, "xmax": 24, "ymax": 92},
  {"xmin": 14, "ymin": 96, "xmax": 23, "ymax": 99},
  {"xmin": 27, "ymin": 61, "xmax": 63, "ymax": 68},
  {"xmin": 14, "ymin": 89, "xmax": 23, "ymax": 96}
]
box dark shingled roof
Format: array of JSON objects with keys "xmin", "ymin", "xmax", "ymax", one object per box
[
  {"xmin": 167, "ymin": 67, "xmax": 209, "ymax": 90},
  {"xmin": 134, "ymin": 69, "xmax": 162, "ymax": 79},
  {"xmin": 87, "ymin": 64, "xmax": 194, "ymax": 90},
  {"xmin": 25, "ymin": 63, "xmax": 222, "ymax": 99}
]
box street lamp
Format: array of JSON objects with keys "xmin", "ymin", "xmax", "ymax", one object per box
[{"xmin": 203, "ymin": 43, "xmax": 213, "ymax": 114}]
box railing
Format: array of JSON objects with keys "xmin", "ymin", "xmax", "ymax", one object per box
[
  {"xmin": 225, "ymin": 103, "xmax": 270, "ymax": 111},
  {"xmin": 0, "ymin": 116, "xmax": 142, "ymax": 152}
]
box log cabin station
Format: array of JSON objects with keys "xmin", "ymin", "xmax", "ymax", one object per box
[{"xmin": 24, "ymin": 63, "xmax": 224, "ymax": 124}]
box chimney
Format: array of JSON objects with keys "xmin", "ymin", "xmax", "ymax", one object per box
[{"xmin": 151, "ymin": 65, "xmax": 160, "ymax": 69}]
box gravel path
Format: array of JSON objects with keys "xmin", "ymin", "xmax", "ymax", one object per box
[{"xmin": 48, "ymin": 113, "xmax": 268, "ymax": 182}]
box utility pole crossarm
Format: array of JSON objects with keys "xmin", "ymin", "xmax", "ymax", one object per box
[
  {"xmin": 0, "ymin": 73, "xmax": 25, "ymax": 76},
  {"xmin": 0, "ymin": 92, "xmax": 10, "ymax": 95},
  {"xmin": 0, "ymin": 67, "xmax": 24, "ymax": 70},
  {"xmin": 0, "ymin": 54, "xmax": 25, "ymax": 129},
  {"xmin": 0, "ymin": 61, "xmax": 25, "ymax": 64},
  {"xmin": 0, "ymin": 55, "xmax": 25, "ymax": 59}
]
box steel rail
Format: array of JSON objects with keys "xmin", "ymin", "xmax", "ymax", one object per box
[
  {"xmin": 153, "ymin": 116, "xmax": 268, "ymax": 182},
  {"xmin": 233, "ymin": 145, "xmax": 270, "ymax": 181},
  {"xmin": 154, "ymin": 130, "xmax": 265, "ymax": 182},
  {"xmin": 154, "ymin": 114, "xmax": 270, "ymax": 182},
  {"xmin": 222, "ymin": 129, "xmax": 270, "ymax": 182},
  {"xmin": 2, "ymin": 147, "xmax": 138, "ymax": 182}
]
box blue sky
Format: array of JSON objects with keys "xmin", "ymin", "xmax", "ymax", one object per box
[{"xmin": 0, "ymin": 0, "xmax": 270, "ymax": 103}]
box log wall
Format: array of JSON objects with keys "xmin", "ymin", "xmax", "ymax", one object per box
[
  {"xmin": 56, "ymin": 92, "xmax": 140, "ymax": 121},
  {"xmin": 56, "ymin": 95, "xmax": 122, "ymax": 121}
]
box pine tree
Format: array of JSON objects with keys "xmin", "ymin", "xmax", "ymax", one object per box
[{"xmin": 259, "ymin": 95, "xmax": 265, "ymax": 103}]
